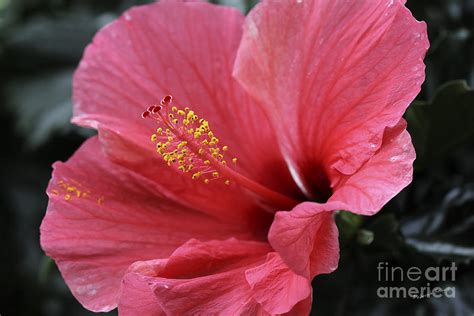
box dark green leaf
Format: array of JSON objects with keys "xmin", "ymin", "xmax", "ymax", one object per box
[
  {"xmin": 406, "ymin": 80, "xmax": 474, "ymax": 166},
  {"xmin": 5, "ymin": 69, "xmax": 93, "ymax": 148},
  {"xmin": 3, "ymin": 11, "xmax": 113, "ymax": 70},
  {"xmin": 336, "ymin": 211, "xmax": 365, "ymax": 245}
]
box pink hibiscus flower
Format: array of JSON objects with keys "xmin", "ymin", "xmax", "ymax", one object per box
[{"xmin": 40, "ymin": 0, "xmax": 429, "ymax": 314}]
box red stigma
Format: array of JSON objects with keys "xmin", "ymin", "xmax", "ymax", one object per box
[
  {"xmin": 161, "ymin": 95, "xmax": 172, "ymax": 105},
  {"xmin": 143, "ymin": 96, "xmax": 171, "ymax": 118}
]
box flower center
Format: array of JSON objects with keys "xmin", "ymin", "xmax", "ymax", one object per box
[{"xmin": 142, "ymin": 95, "xmax": 299, "ymax": 213}]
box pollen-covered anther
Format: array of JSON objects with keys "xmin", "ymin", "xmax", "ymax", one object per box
[{"xmin": 142, "ymin": 95, "xmax": 236, "ymax": 185}]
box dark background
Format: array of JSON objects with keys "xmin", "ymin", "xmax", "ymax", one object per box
[{"xmin": 0, "ymin": 0, "xmax": 473, "ymax": 315}]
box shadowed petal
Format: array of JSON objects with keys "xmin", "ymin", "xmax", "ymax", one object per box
[
  {"xmin": 98, "ymin": 128, "xmax": 273, "ymax": 233},
  {"xmin": 268, "ymin": 202, "xmax": 341, "ymax": 278},
  {"xmin": 119, "ymin": 239, "xmax": 271, "ymax": 315},
  {"xmin": 73, "ymin": 0, "xmax": 301, "ymax": 202},
  {"xmin": 119, "ymin": 272, "xmax": 165, "ymax": 316},
  {"xmin": 246, "ymin": 252, "xmax": 311, "ymax": 314},
  {"xmin": 40, "ymin": 138, "xmax": 258, "ymax": 312},
  {"xmin": 329, "ymin": 120, "xmax": 415, "ymax": 215},
  {"xmin": 234, "ymin": 0, "xmax": 428, "ymax": 196},
  {"xmin": 269, "ymin": 120, "xmax": 415, "ymax": 277}
]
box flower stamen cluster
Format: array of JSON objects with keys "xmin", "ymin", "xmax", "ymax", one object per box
[{"xmin": 142, "ymin": 95, "xmax": 236, "ymax": 185}]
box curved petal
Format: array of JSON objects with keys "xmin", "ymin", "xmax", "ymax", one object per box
[
  {"xmin": 119, "ymin": 272, "xmax": 165, "ymax": 316},
  {"xmin": 119, "ymin": 239, "xmax": 271, "ymax": 315},
  {"xmin": 234, "ymin": 0, "xmax": 428, "ymax": 196},
  {"xmin": 269, "ymin": 120, "xmax": 415, "ymax": 277},
  {"xmin": 284, "ymin": 297, "xmax": 312, "ymax": 316},
  {"xmin": 98, "ymin": 128, "xmax": 273, "ymax": 232},
  {"xmin": 73, "ymin": 0, "xmax": 301, "ymax": 202},
  {"xmin": 268, "ymin": 202, "xmax": 341, "ymax": 278},
  {"xmin": 40, "ymin": 138, "xmax": 258, "ymax": 312},
  {"xmin": 245, "ymin": 252, "xmax": 311, "ymax": 314},
  {"xmin": 329, "ymin": 120, "xmax": 415, "ymax": 215}
]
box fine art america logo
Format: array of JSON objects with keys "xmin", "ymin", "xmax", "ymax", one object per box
[{"xmin": 377, "ymin": 262, "xmax": 457, "ymax": 299}]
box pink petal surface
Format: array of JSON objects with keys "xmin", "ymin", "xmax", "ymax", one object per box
[
  {"xmin": 119, "ymin": 239, "xmax": 272, "ymax": 315},
  {"xmin": 41, "ymin": 0, "xmax": 429, "ymax": 314},
  {"xmin": 119, "ymin": 239, "xmax": 311, "ymax": 315},
  {"xmin": 234, "ymin": 0, "xmax": 428, "ymax": 197},
  {"xmin": 99, "ymin": 128, "xmax": 273, "ymax": 234},
  {"xmin": 119, "ymin": 272, "xmax": 165, "ymax": 316},
  {"xmin": 269, "ymin": 202, "xmax": 341, "ymax": 278},
  {"xmin": 283, "ymin": 297, "xmax": 312, "ymax": 316},
  {"xmin": 269, "ymin": 121, "xmax": 415, "ymax": 277},
  {"xmin": 245, "ymin": 252, "xmax": 311, "ymax": 314},
  {"xmin": 40, "ymin": 138, "xmax": 258, "ymax": 312},
  {"xmin": 329, "ymin": 119, "xmax": 416, "ymax": 215},
  {"xmin": 73, "ymin": 0, "xmax": 302, "ymax": 205}
]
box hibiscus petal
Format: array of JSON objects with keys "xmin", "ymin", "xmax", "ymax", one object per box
[
  {"xmin": 73, "ymin": 0, "xmax": 301, "ymax": 201},
  {"xmin": 329, "ymin": 119, "xmax": 415, "ymax": 215},
  {"xmin": 245, "ymin": 252, "xmax": 311, "ymax": 314},
  {"xmin": 269, "ymin": 120, "xmax": 415, "ymax": 277},
  {"xmin": 268, "ymin": 202, "xmax": 341, "ymax": 278},
  {"xmin": 119, "ymin": 239, "xmax": 272, "ymax": 315},
  {"xmin": 119, "ymin": 272, "xmax": 165, "ymax": 316},
  {"xmin": 234, "ymin": 0, "xmax": 428, "ymax": 196},
  {"xmin": 284, "ymin": 297, "xmax": 312, "ymax": 316},
  {"xmin": 98, "ymin": 128, "xmax": 273, "ymax": 233},
  {"xmin": 40, "ymin": 137, "xmax": 257, "ymax": 312}
]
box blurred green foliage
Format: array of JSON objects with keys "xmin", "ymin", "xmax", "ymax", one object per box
[
  {"xmin": 406, "ymin": 81, "xmax": 474, "ymax": 167},
  {"xmin": 0, "ymin": 0, "xmax": 473, "ymax": 315}
]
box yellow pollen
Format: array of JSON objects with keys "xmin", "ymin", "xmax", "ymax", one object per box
[
  {"xmin": 144, "ymin": 96, "xmax": 238, "ymax": 186},
  {"xmin": 140, "ymin": 96, "xmax": 302, "ymax": 211}
]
